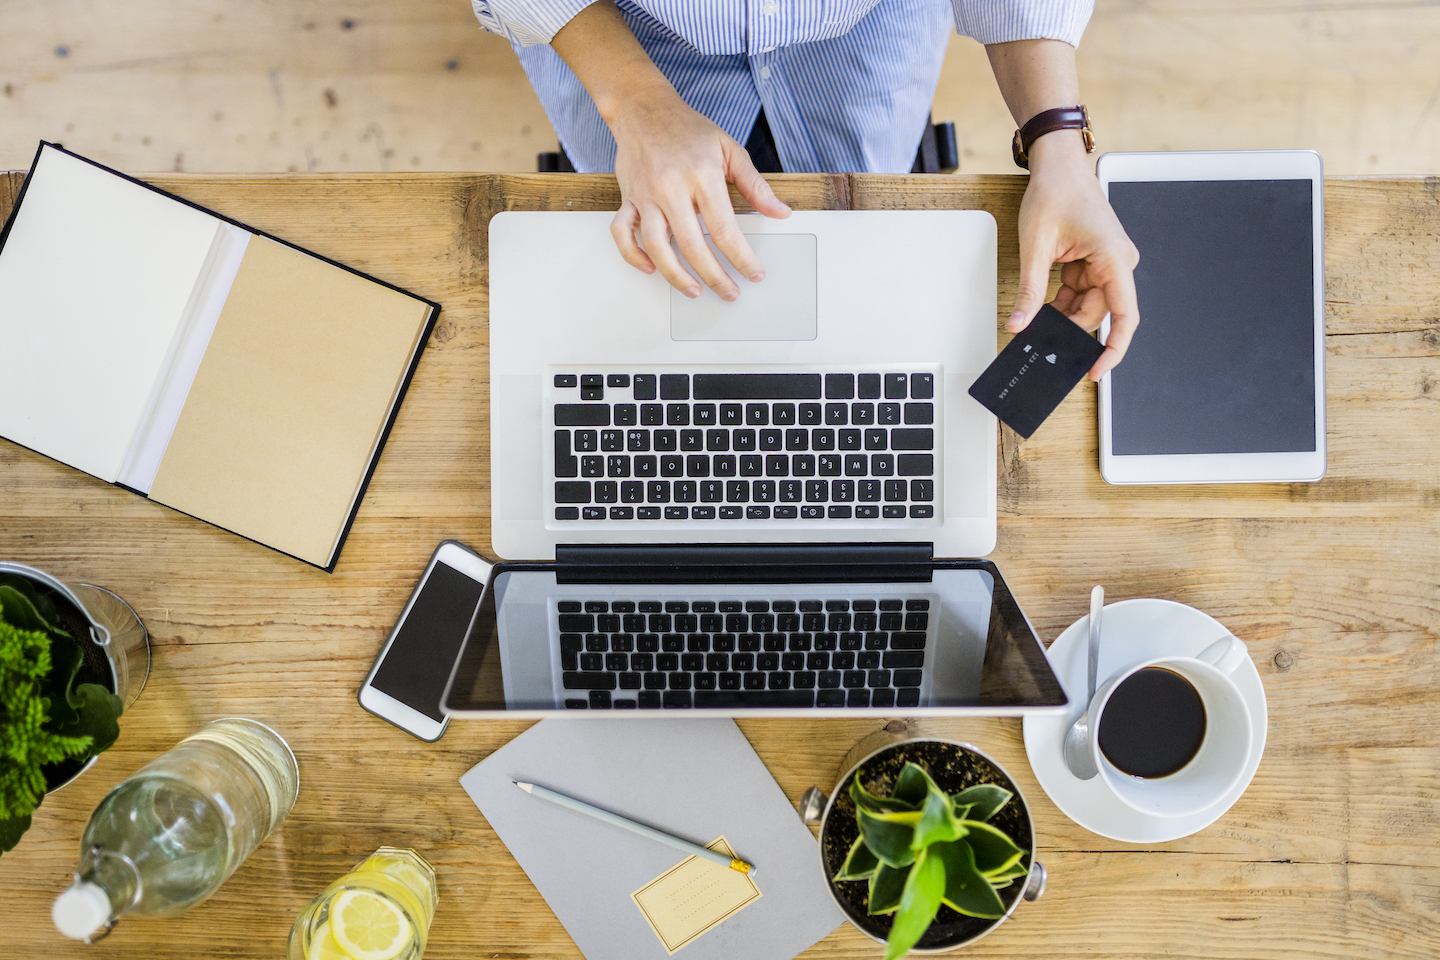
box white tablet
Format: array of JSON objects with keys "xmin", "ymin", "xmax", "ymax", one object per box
[{"xmin": 1097, "ymin": 151, "xmax": 1326, "ymax": 484}]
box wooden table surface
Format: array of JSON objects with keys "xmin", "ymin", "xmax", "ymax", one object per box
[{"xmin": 1, "ymin": 171, "xmax": 1436, "ymax": 959}]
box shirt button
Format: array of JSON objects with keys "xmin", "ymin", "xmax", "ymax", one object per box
[
  {"xmin": 763, "ymin": 0, "xmax": 777, "ymax": 13},
  {"xmin": 759, "ymin": 65, "xmax": 772, "ymax": 81}
]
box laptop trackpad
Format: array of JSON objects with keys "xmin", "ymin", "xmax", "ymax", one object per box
[{"xmin": 670, "ymin": 233, "xmax": 816, "ymax": 341}]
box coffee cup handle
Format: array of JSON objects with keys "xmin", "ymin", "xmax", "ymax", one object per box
[{"xmin": 1195, "ymin": 635, "xmax": 1247, "ymax": 675}]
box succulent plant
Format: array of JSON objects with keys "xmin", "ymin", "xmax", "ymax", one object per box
[
  {"xmin": 834, "ymin": 761, "xmax": 1029, "ymax": 960},
  {"xmin": 0, "ymin": 575, "xmax": 123, "ymax": 855}
]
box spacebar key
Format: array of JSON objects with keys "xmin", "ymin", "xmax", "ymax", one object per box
[
  {"xmin": 563, "ymin": 672, "xmax": 617, "ymax": 690},
  {"xmin": 693, "ymin": 689, "xmax": 816, "ymax": 708},
  {"xmin": 692, "ymin": 374, "xmax": 821, "ymax": 400}
]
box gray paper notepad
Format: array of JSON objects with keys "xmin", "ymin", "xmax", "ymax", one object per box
[{"xmin": 459, "ymin": 718, "xmax": 843, "ymax": 960}]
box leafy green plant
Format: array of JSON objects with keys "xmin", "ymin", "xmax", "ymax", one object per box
[
  {"xmin": 0, "ymin": 575, "xmax": 123, "ymax": 855},
  {"xmin": 834, "ymin": 762, "xmax": 1029, "ymax": 960}
]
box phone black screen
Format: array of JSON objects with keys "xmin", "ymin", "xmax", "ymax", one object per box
[
  {"xmin": 371, "ymin": 561, "xmax": 487, "ymax": 722},
  {"xmin": 1107, "ymin": 178, "xmax": 1316, "ymax": 455}
]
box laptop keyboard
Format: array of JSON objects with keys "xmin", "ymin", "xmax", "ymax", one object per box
[
  {"xmin": 554, "ymin": 597, "xmax": 931, "ymax": 709},
  {"xmin": 548, "ymin": 367, "xmax": 940, "ymax": 523}
]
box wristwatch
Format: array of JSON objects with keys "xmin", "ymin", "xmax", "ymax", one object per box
[{"xmin": 1011, "ymin": 105, "xmax": 1095, "ymax": 170}]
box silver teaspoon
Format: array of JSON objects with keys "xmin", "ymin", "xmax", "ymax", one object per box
[{"xmin": 1062, "ymin": 584, "xmax": 1105, "ymax": 780}]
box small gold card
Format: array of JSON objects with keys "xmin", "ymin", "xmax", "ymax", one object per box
[{"xmin": 631, "ymin": 836, "xmax": 762, "ymax": 954}]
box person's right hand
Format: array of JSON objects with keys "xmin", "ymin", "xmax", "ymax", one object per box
[{"xmin": 607, "ymin": 90, "xmax": 792, "ymax": 301}]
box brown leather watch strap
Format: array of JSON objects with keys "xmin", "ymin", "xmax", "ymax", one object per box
[{"xmin": 1012, "ymin": 105, "xmax": 1095, "ymax": 169}]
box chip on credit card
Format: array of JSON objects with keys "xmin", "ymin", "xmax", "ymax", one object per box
[{"xmin": 967, "ymin": 303, "xmax": 1105, "ymax": 439}]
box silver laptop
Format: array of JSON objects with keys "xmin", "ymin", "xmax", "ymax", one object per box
[{"xmin": 488, "ymin": 211, "xmax": 998, "ymax": 560}]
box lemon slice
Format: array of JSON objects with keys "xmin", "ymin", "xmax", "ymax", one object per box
[
  {"xmin": 306, "ymin": 923, "xmax": 351, "ymax": 960},
  {"xmin": 330, "ymin": 890, "xmax": 412, "ymax": 960}
]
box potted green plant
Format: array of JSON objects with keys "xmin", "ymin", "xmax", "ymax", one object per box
[
  {"xmin": 806, "ymin": 737, "xmax": 1045, "ymax": 958},
  {"xmin": 0, "ymin": 570, "xmax": 129, "ymax": 855}
]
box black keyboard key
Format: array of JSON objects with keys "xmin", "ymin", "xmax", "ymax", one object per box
[
  {"xmin": 878, "ymin": 403, "xmax": 901, "ymax": 425},
  {"xmin": 563, "ymin": 671, "xmax": 616, "ymax": 690},
  {"xmin": 832, "ymin": 480, "xmax": 853, "ymax": 501},
  {"xmin": 760, "ymin": 429, "xmax": 782, "ymax": 450},
  {"xmin": 733, "ymin": 429, "xmax": 757, "ymax": 451},
  {"xmin": 695, "ymin": 672, "xmax": 718, "ymax": 690},
  {"xmin": 614, "ymin": 699, "xmax": 637, "ymax": 708},
  {"xmin": 660, "ymin": 374, "xmax": 690, "ymax": 400},
  {"xmin": 884, "ymin": 373, "xmax": 908, "ymax": 399},
  {"xmin": 781, "ymin": 652, "xmax": 804, "ymax": 671},
  {"xmin": 768, "ymin": 672, "xmax": 791, "ymax": 690},
  {"xmin": 746, "ymin": 403, "xmax": 770, "ymax": 426},
  {"xmin": 825, "ymin": 403, "xmax": 848, "ymax": 425},
  {"xmin": 857, "ymin": 373, "xmax": 881, "ymax": 398},
  {"xmin": 669, "ymin": 672, "xmax": 692, "ymax": 690},
  {"xmin": 585, "ymin": 633, "xmax": 608, "ymax": 651},
  {"xmin": 884, "ymin": 479, "xmax": 907, "ymax": 502},
  {"xmin": 614, "ymin": 404, "xmax": 637, "ymax": 426},
  {"xmin": 575, "ymin": 431, "xmax": 597, "ymax": 452},
  {"xmin": 864, "ymin": 429, "xmax": 888, "ymax": 451},
  {"xmin": 555, "ymin": 404, "xmax": 609, "ymax": 426},
  {"xmin": 839, "ymin": 428, "xmax": 862, "ymax": 450},
  {"xmin": 706, "ymin": 653, "xmax": 729, "ymax": 671},
  {"xmin": 818, "ymin": 455, "xmax": 842, "ymax": 476},
  {"xmin": 774, "ymin": 506, "xmax": 798, "ymax": 518},
  {"xmin": 865, "ymin": 632, "xmax": 888, "ymax": 650},
  {"xmin": 906, "ymin": 599, "xmax": 930, "ymax": 610},
  {"xmin": 871, "ymin": 688, "xmax": 896, "ymax": 707},
  {"xmin": 884, "ymin": 651, "xmax": 925, "ymax": 668},
  {"xmin": 727, "ymin": 480, "xmax": 750, "ymax": 502},
  {"xmin": 555, "ymin": 481, "xmax": 591, "ymax": 504},
  {"xmin": 706, "ymin": 429, "xmax": 730, "ymax": 452},
  {"xmin": 817, "ymin": 689, "xmax": 846, "ymax": 707},
  {"xmin": 631, "ymin": 653, "xmax": 654, "ymax": 671},
  {"xmin": 582, "ymin": 457, "xmax": 605, "ymax": 478},
  {"xmin": 605, "ymin": 653, "xmax": 628, "ymax": 671},
  {"xmin": 910, "ymin": 505, "xmax": 934, "ymax": 518},
  {"xmin": 554, "ymin": 374, "xmax": 578, "ymax": 388},
  {"xmin": 675, "ymin": 480, "xmax": 697, "ymax": 502},
  {"xmin": 719, "ymin": 671, "xmax": 741, "ymax": 689},
  {"xmin": 619, "ymin": 672, "xmax": 642, "ymax": 689},
  {"xmin": 555, "ymin": 507, "xmax": 579, "ymax": 520},
  {"xmin": 665, "ymin": 506, "xmax": 688, "ymax": 519},
  {"xmin": 793, "ymin": 456, "xmax": 815, "ymax": 476},
  {"xmin": 813, "ymin": 632, "xmax": 838, "ymax": 650},
  {"xmin": 638, "ymin": 690, "xmax": 662, "ymax": 708},
  {"xmin": 834, "ymin": 652, "xmax": 857, "ymax": 670},
  {"xmin": 807, "ymin": 652, "xmax": 829, "ymax": 670},
  {"xmin": 554, "ymin": 431, "xmax": 577, "ymax": 477},
  {"xmin": 595, "ymin": 481, "xmax": 618, "ymax": 503},
  {"xmin": 591, "ymin": 690, "xmax": 616, "ymax": 708},
  {"xmin": 626, "ymin": 430, "xmax": 650, "ymax": 452},
  {"xmin": 904, "ymin": 403, "xmax": 934, "ymax": 425},
  {"xmin": 873, "ymin": 456, "xmax": 896, "ymax": 477},
  {"xmin": 642, "ymin": 404, "xmax": 665, "ymax": 426},
  {"xmin": 829, "ymin": 505, "xmax": 851, "ymax": 518},
  {"xmin": 788, "ymin": 633, "xmax": 812, "ymax": 651},
  {"xmin": 753, "ymin": 480, "xmax": 776, "ymax": 502},
  {"xmin": 818, "ymin": 670, "xmax": 842, "ymax": 689},
  {"xmin": 794, "ymin": 671, "xmax": 817, "ymax": 689},
  {"xmin": 911, "ymin": 373, "xmax": 934, "ymax": 399},
  {"xmin": 847, "ymin": 688, "xmax": 871, "ymax": 707},
  {"xmin": 633, "ymin": 374, "xmax": 657, "ymax": 400},
  {"xmin": 911, "ymin": 480, "xmax": 934, "ymax": 501},
  {"xmin": 643, "ymin": 672, "xmax": 667, "ymax": 689},
  {"xmin": 743, "ymin": 671, "xmax": 767, "ymax": 690},
  {"xmin": 905, "ymin": 612, "xmax": 930, "ymax": 630},
  {"xmin": 851, "ymin": 599, "xmax": 876, "ymax": 611},
  {"xmin": 812, "ymin": 428, "xmax": 835, "ymax": 450},
  {"xmin": 825, "ymin": 373, "xmax": 855, "ymax": 399},
  {"xmin": 663, "ymin": 690, "xmax": 692, "ymax": 708},
  {"xmin": 858, "ymin": 651, "xmax": 881, "ymax": 670},
  {"xmin": 607, "ymin": 374, "xmax": 630, "ymax": 388},
  {"xmin": 558, "ymin": 601, "xmax": 583, "ymax": 613},
  {"xmin": 747, "ymin": 506, "xmax": 771, "ymax": 519},
  {"xmin": 892, "ymin": 631, "xmax": 927, "ymax": 649},
  {"xmin": 897, "ymin": 688, "xmax": 921, "ymax": 707},
  {"xmin": 806, "ymin": 480, "xmax": 828, "ymax": 502},
  {"xmin": 694, "ymin": 404, "xmax": 717, "ymax": 425},
  {"xmin": 893, "ymin": 429, "xmax": 934, "ymax": 451},
  {"xmin": 580, "ymin": 652, "xmax": 603, "ymax": 670},
  {"xmin": 784, "ymin": 428, "xmax": 808, "ymax": 451},
  {"xmin": 582, "ymin": 386, "xmax": 603, "ymax": 401},
  {"xmin": 720, "ymin": 403, "xmax": 743, "ymax": 425},
  {"xmin": 799, "ymin": 403, "xmax": 822, "ymax": 425},
  {"xmin": 762, "ymin": 632, "xmax": 784, "ymax": 651},
  {"xmin": 612, "ymin": 634, "xmax": 635, "ymax": 651},
  {"xmin": 773, "ymin": 403, "xmax": 797, "ymax": 425},
  {"xmin": 880, "ymin": 599, "xmax": 904, "ymax": 610},
  {"xmin": 694, "ymin": 373, "xmax": 821, "ymax": 399},
  {"xmin": 647, "ymin": 480, "xmax": 670, "ymax": 502},
  {"xmin": 558, "ymin": 613, "xmax": 594, "ymax": 632},
  {"xmin": 662, "ymin": 635, "xmax": 683, "ymax": 653},
  {"xmin": 828, "ymin": 612, "xmax": 852, "ymax": 631},
  {"xmin": 894, "ymin": 669, "xmax": 924, "ymax": 687},
  {"xmin": 851, "ymin": 403, "xmax": 875, "ymax": 425},
  {"xmin": 691, "ymin": 505, "xmax": 716, "ymax": 519},
  {"xmin": 565, "ymin": 699, "xmax": 587, "ymax": 709},
  {"xmin": 667, "ymin": 404, "xmax": 690, "ymax": 426},
  {"xmin": 635, "ymin": 456, "xmax": 658, "ymax": 477}
]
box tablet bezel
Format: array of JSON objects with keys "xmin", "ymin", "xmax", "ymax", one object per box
[{"xmin": 1097, "ymin": 150, "xmax": 1327, "ymax": 484}]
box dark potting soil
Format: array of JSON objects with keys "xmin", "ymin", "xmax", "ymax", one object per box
[
  {"xmin": 820, "ymin": 740, "xmax": 1033, "ymax": 950},
  {"xmin": 41, "ymin": 588, "xmax": 115, "ymax": 791}
]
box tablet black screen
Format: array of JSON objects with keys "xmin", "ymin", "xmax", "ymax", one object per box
[{"xmin": 1108, "ymin": 179, "xmax": 1316, "ymax": 455}]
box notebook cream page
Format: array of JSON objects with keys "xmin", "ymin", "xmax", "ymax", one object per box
[
  {"xmin": 0, "ymin": 147, "xmax": 220, "ymax": 481},
  {"xmin": 146, "ymin": 236, "xmax": 429, "ymax": 566}
]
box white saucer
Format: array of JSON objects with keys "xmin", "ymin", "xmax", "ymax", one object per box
[{"xmin": 1023, "ymin": 598, "xmax": 1268, "ymax": 843}]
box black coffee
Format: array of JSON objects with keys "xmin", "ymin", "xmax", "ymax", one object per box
[{"xmin": 1097, "ymin": 667, "xmax": 1206, "ymax": 778}]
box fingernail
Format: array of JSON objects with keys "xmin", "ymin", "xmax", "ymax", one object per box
[
  {"xmin": 722, "ymin": 289, "xmax": 738, "ymax": 302},
  {"xmin": 749, "ymin": 272, "xmax": 765, "ymax": 282},
  {"xmin": 1008, "ymin": 311, "xmax": 1025, "ymax": 326},
  {"xmin": 686, "ymin": 287, "xmax": 701, "ymax": 299}
]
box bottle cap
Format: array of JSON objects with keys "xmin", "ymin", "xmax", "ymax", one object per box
[{"xmin": 53, "ymin": 881, "xmax": 112, "ymax": 940}]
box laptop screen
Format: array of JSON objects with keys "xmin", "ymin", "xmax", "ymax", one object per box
[{"xmin": 442, "ymin": 550, "xmax": 1067, "ymax": 717}]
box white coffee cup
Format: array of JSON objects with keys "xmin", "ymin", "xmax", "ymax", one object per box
[{"xmin": 1086, "ymin": 635, "xmax": 1253, "ymax": 819}]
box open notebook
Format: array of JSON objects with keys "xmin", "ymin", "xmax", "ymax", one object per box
[{"xmin": 0, "ymin": 143, "xmax": 439, "ymax": 570}]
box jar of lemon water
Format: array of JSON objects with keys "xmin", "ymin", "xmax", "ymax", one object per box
[{"xmin": 288, "ymin": 847, "xmax": 438, "ymax": 960}]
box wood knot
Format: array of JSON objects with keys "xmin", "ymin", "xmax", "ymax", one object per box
[
  {"xmin": 1272, "ymin": 650, "xmax": 1295, "ymax": 671},
  {"xmin": 884, "ymin": 720, "xmax": 908, "ymax": 734}
]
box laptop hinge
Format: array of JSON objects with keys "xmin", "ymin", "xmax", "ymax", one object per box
[{"xmin": 554, "ymin": 542, "xmax": 934, "ymax": 584}]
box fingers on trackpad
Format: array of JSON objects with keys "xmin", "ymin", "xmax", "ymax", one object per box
[{"xmin": 670, "ymin": 234, "xmax": 816, "ymax": 342}]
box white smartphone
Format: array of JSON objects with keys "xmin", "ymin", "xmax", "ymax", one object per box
[{"xmin": 358, "ymin": 540, "xmax": 493, "ymax": 742}]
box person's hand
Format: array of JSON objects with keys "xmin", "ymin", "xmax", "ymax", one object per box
[
  {"xmin": 1008, "ymin": 136, "xmax": 1140, "ymax": 380},
  {"xmin": 608, "ymin": 88, "xmax": 791, "ymax": 301}
]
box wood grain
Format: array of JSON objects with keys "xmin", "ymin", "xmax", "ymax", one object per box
[{"xmin": 0, "ymin": 173, "xmax": 1435, "ymax": 959}]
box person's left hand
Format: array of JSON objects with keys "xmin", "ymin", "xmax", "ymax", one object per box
[{"xmin": 1007, "ymin": 136, "xmax": 1140, "ymax": 381}]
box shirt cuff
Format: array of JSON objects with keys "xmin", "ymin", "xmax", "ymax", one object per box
[
  {"xmin": 472, "ymin": 0, "xmax": 602, "ymax": 47},
  {"xmin": 951, "ymin": 0, "xmax": 1094, "ymax": 48}
]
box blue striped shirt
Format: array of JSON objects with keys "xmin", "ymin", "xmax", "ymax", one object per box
[{"xmin": 471, "ymin": 0, "xmax": 1093, "ymax": 174}]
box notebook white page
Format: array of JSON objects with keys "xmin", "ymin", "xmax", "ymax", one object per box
[{"xmin": 0, "ymin": 146, "xmax": 220, "ymax": 482}]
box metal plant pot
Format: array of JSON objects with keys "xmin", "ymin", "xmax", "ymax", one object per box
[
  {"xmin": 0, "ymin": 562, "xmax": 150, "ymax": 792},
  {"xmin": 800, "ymin": 731, "xmax": 1046, "ymax": 954}
]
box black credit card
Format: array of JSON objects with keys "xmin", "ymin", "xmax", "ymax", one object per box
[{"xmin": 967, "ymin": 303, "xmax": 1105, "ymax": 439}]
